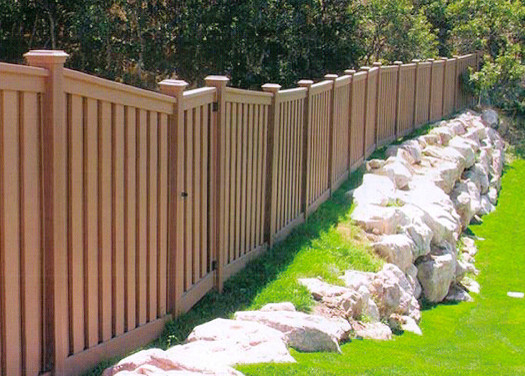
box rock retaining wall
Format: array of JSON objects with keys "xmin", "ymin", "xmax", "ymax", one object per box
[{"xmin": 104, "ymin": 110, "xmax": 504, "ymax": 376}]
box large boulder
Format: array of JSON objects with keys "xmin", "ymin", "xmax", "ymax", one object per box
[
  {"xmin": 369, "ymin": 264, "xmax": 420, "ymax": 322},
  {"xmin": 372, "ymin": 234, "xmax": 415, "ymax": 272},
  {"xmin": 298, "ymin": 278, "xmax": 368, "ymax": 319},
  {"xmin": 167, "ymin": 319, "xmax": 296, "ymax": 366},
  {"xmin": 448, "ymin": 136, "xmax": 477, "ymax": 168},
  {"xmin": 398, "ymin": 205, "xmax": 433, "ymax": 259},
  {"xmin": 351, "ymin": 205, "xmax": 401, "ymax": 235},
  {"xmin": 234, "ymin": 309, "xmax": 350, "ymax": 353},
  {"xmin": 102, "ymin": 348, "xmax": 244, "ymax": 376},
  {"xmin": 451, "ymin": 180, "xmax": 482, "ymax": 228},
  {"xmin": 353, "ymin": 174, "xmax": 396, "ymax": 207},
  {"xmin": 416, "ymin": 245, "xmax": 457, "ymax": 302},
  {"xmin": 464, "ymin": 163, "xmax": 490, "ymax": 194},
  {"xmin": 430, "ymin": 126, "xmax": 455, "ymax": 146},
  {"xmin": 353, "ymin": 322, "xmax": 393, "ymax": 340}
]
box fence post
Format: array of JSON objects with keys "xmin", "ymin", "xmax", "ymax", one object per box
[
  {"xmin": 411, "ymin": 59, "xmax": 421, "ymax": 130},
  {"xmin": 204, "ymin": 76, "xmax": 229, "ymax": 293},
  {"xmin": 344, "ymin": 69, "xmax": 356, "ymax": 171},
  {"xmin": 394, "ymin": 61, "xmax": 403, "ymax": 139},
  {"xmin": 158, "ymin": 79, "xmax": 188, "ymax": 314},
  {"xmin": 261, "ymin": 83, "xmax": 281, "ymax": 248},
  {"xmin": 359, "ymin": 67, "xmax": 371, "ymax": 159},
  {"xmin": 24, "ymin": 50, "xmax": 69, "ymax": 374},
  {"xmin": 452, "ymin": 55, "xmax": 460, "ymax": 112},
  {"xmin": 427, "ymin": 58, "xmax": 435, "ymax": 123},
  {"xmin": 298, "ymin": 79, "xmax": 313, "ymax": 218},
  {"xmin": 441, "ymin": 57, "xmax": 449, "ymax": 118},
  {"xmin": 324, "ymin": 74, "xmax": 337, "ymax": 193},
  {"xmin": 372, "ymin": 62, "xmax": 382, "ymax": 147}
]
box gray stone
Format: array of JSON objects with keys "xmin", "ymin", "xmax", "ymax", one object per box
[
  {"xmin": 416, "ymin": 245, "xmax": 457, "ymax": 302},
  {"xmin": 481, "ymin": 109, "xmax": 499, "ymax": 129}
]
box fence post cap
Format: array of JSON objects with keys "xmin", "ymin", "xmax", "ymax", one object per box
[
  {"xmin": 344, "ymin": 69, "xmax": 356, "ymax": 75},
  {"xmin": 24, "ymin": 50, "xmax": 69, "ymax": 65},
  {"xmin": 324, "ymin": 74, "xmax": 338, "ymax": 80},
  {"xmin": 394, "ymin": 61, "xmax": 403, "ymax": 65},
  {"xmin": 298, "ymin": 79, "xmax": 314, "ymax": 87},
  {"xmin": 360, "ymin": 66, "xmax": 371, "ymax": 71},
  {"xmin": 411, "ymin": 59, "xmax": 421, "ymax": 63},
  {"xmin": 261, "ymin": 83, "xmax": 281, "ymax": 93},
  {"xmin": 204, "ymin": 75, "xmax": 230, "ymax": 87},
  {"xmin": 372, "ymin": 62, "xmax": 382, "ymax": 67},
  {"xmin": 427, "ymin": 58, "xmax": 436, "ymax": 62},
  {"xmin": 158, "ymin": 79, "xmax": 188, "ymax": 96}
]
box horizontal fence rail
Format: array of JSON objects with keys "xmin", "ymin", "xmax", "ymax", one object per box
[{"xmin": 0, "ymin": 50, "xmax": 481, "ymax": 375}]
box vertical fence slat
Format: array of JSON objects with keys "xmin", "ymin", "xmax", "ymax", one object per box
[
  {"xmin": 137, "ymin": 109, "xmax": 148, "ymax": 326},
  {"xmin": 148, "ymin": 112, "xmax": 158, "ymax": 322}
]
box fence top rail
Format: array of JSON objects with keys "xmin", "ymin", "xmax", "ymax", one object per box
[
  {"xmin": 310, "ymin": 80, "xmax": 332, "ymax": 95},
  {"xmin": 63, "ymin": 68, "xmax": 176, "ymax": 111},
  {"xmin": 381, "ymin": 65, "xmax": 399, "ymax": 72},
  {"xmin": 400, "ymin": 63, "xmax": 417, "ymax": 71},
  {"xmin": 224, "ymin": 86, "xmax": 272, "ymax": 105},
  {"xmin": 352, "ymin": 71, "xmax": 368, "ymax": 83},
  {"xmin": 278, "ymin": 87, "xmax": 307, "ymax": 102},
  {"xmin": 183, "ymin": 87, "xmax": 216, "ymax": 110},
  {"xmin": 0, "ymin": 62, "xmax": 48, "ymax": 92},
  {"xmin": 432, "ymin": 60, "xmax": 445, "ymax": 67},
  {"xmin": 0, "ymin": 62, "xmax": 48, "ymax": 77},
  {"xmin": 418, "ymin": 61, "xmax": 432, "ymax": 68},
  {"xmin": 334, "ymin": 75, "xmax": 351, "ymax": 88}
]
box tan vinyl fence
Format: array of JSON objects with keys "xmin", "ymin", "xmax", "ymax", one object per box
[{"xmin": 0, "ymin": 50, "xmax": 481, "ymax": 376}]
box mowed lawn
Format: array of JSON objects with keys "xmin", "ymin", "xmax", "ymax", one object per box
[{"xmin": 239, "ymin": 160, "xmax": 525, "ymax": 376}]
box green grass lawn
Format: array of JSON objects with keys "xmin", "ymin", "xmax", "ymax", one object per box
[{"xmin": 238, "ymin": 159, "xmax": 525, "ymax": 376}]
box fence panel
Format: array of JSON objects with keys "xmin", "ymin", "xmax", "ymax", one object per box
[
  {"xmin": 455, "ymin": 54, "xmax": 476, "ymax": 110},
  {"xmin": 415, "ymin": 61, "xmax": 432, "ymax": 127},
  {"xmin": 429, "ymin": 60, "xmax": 445, "ymax": 122},
  {"xmin": 364, "ymin": 67, "xmax": 379, "ymax": 157},
  {"xmin": 376, "ymin": 66, "xmax": 399, "ymax": 146},
  {"xmin": 269, "ymin": 88, "xmax": 307, "ymax": 243},
  {"xmin": 222, "ymin": 88, "xmax": 270, "ymax": 279},
  {"xmin": 397, "ymin": 63, "xmax": 417, "ymax": 137},
  {"xmin": 61, "ymin": 68, "xmax": 173, "ymax": 374},
  {"xmin": 349, "ymin": 72, "xmax": 367, "ymax": 170},
  {"xmin": 0, "ymin": 63, "xmax": 47, "ymax": 376},
  {"xmin": 175, "ymin": 87, "xmax": 217, "ymax": 311},
  {"xmin": 330, "ymin": 76, "xmax": 351, "ymax": 190},
  {"xmin": 442, "ymin": 58, "xmax": 457, "ymax": 117},
  {"xmin": 305, "ymin": 81, "xmax": 332, "ymax": 214}
]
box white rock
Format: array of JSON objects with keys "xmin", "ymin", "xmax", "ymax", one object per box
[
  {"xmin": 234, "ymin": 310, "xmax": 350, "ymax": 353},
  {"xmin": 444, "ymin": 284, "xmax": 473, "ymax": 302},
  {"xmin": 370, "ymin": 264, "xmax": 420, "ymax": 322},
  {"xmin": 351, "ymin": 205, "xmax": 400, "ymax": 235},
  {"xmin": 339, "ymin": 270, "xmax": 374, "ymax": 290},
  {"xmin": 491, "ymin": 149, "xmax": 504, "ymax": 178},
  {"xmin": 421, "ymin": 134, "xmax": 441, "ymax": 146},
  {"xmin": 448, "ymin": 120, "xmax": 467, "ymax": 136},
  {"xmin": 488, "ymin": 187, "xmax": 498, "ymax": 205},
  {"xmin": 406, "ymin": 264, "xmax": 422, "ymax": 299},
  {"xmin": 372, "ymin": 235, "xmax": 415, "ymax": 273},
  {"xmin": 461, "ymin": 237, "xmax": 477, "ymax": 256},
  {"xmin": 462, "ymin": 277, "xmax": 480, "ymax": 294},
  {"xmin": 448, "ymin": 136, "xmax": 477, "ymax": 168},
  {"xmin": 479, "ymin": 195, "xmax": 496, "ymax": 215},
  {"xmin": 451, "ymin": 180, "xmax": 482, "ymax": 228},
  {"xmin": 422, "ymin": 145, "xmax": 466, "ymax": 172},
  {"xmin": 430, "ymin": 126, "xmax": 455, "ymax": 145},
  {"xmin": 400, "ymin": 140, "xmax": 422, "ymax": 163},
  {"xmin": 183, "ymin": 318, "xmax": 295, "ymax": 365},
  {"xmin": 366, "ymin": 159, "xmax": 386, "ymax": 171},
  {"xmin": 380, "ymin": 160, "xmax": 413, "ymax": 189},
  {"xmin": 388, "ymin": 314, "xmax": 422, "ymax": 336},
  {"xmin": 260, "ymin": 302, "xmax": 296, "ymax": 312},
  {"xmin": 464, "ymin": 163, "xmax": 490, "ymax": 194},
  {"xmin": 354, "ymin": 322, "xmax": 392, "ymax": 340},
  {"xmin": 353, "ymin": 174, "xmax": 396, "ymax": 207},
  {"xmin": 298, "ymin": 278, "xmax": 367, "ymax": 319},
  {"xmin": 416, "ymin": 245, "xmax": 457, "ymax": 302},
  {"xmin": 398, "ymin": 205, "xmax": 433, "ymax": 259}
]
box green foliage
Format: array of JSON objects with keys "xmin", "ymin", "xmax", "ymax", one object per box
[{"xmin": 352, "ymin": 0, "xmax": 438, "ymax": 64}]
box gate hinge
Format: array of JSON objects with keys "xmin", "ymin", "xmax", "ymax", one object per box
[{"xmin": 212, "ymin": 101, "xmax": 219, "ymax": 112}]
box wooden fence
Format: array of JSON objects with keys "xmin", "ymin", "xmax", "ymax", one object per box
[{"xmin": 0, "ymin": 50, "xmax": 481, "ymax": 375}]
